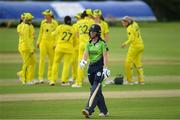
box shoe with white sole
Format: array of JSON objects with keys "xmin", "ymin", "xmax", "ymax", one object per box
[
  {"xmin": 99, "ymin": 112, "xmax": 109, "ymax": 117},
  {"xmin": 26, "ymin": 81, "xmax": 35, "ymax": 85},
  {"xmin": 39, "ymin": 80, "xmax": 44, "ymax": 84},
  {"xmin": 82, "ymin": 109, "xmax": 90, "ymax": 118},
  {"xmin": 134, "ymin": 81, "xmax": 145, "ymax": 85},
  {"xmin": 123, "ymin": 80, "xmax": 134, "ymax": 85},
  {"xmin": 139, "ymin": 82, "xmax": 145, "ymax": 85},
  {"xmin": 61, "ymin": 82, "xmax": 70, "ymax": 86},
  {"xmin": 68, "ymin": 78, "xmax": 74, "ymax": 84},
  {"xmin": 49, "ymin": 82, "xmax": 55, "ymax": 86},
  {"xmin": 32, "ymin": 80, "xmax": 39, "ymax": 84},
  {"xmin": 72, "ymin": 83, "xmax": 82, "ymax": 88}
]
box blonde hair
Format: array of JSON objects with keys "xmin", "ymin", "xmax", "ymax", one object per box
[{"xmin": 122, "ymin": 16, "xmax": 134, "ymax": 24}]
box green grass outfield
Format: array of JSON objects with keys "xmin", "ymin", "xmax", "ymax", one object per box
[
  {"xmin": 1, "ymin": 97, "xmax": 180, "ymax": 119},
  {"xmin": 0, "ymin": 22, "xmax": 180, "ymax": 119}
]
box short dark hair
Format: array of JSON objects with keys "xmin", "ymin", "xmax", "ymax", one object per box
[{"xmin": 64, "ymin": 16, "xmax": 71, "ymax": 25}]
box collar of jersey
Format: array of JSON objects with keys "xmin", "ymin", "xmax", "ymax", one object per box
[{"xmin": 89, "ymin": 38, "xmax": 101, "ymax": 46}]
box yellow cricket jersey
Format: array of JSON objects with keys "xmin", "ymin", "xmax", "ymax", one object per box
[
  {"xmin": 17, "ymin": 23, "xmax": 23, "ymax": 40},
  {"xmin": 77, "ymin": 17, "xmax": 95, "ymax": 44},
  {"xmin": 17, "ymin": 23, "xmax": 32, "ymax": 52},
  {"xmin": 29, "ymin": 24, "xmax": 35, "ymax": 50},
  {"xmin": 97, "ymin": 20, "xmax": 109, "ymax": 40},
  {"xmin": 72, "ymin": 22, "xmax": 79, "ymax": 51},
  {"xmin": 37, "ymin": 19, "xmax": 58, "ymax": 44},
  {"xmin": 52, "ymin": 24, "xmax": 76, "ymax": 54},
  {"xmin": 124, "ymin": 21, "xmax": 144, "ymax": 47}
]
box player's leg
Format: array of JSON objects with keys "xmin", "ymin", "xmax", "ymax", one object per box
[
  {"xmin": 134, "ymin": 48, "xmax": 144, "ymax": 84},
  {"xmin": 22, "ymin": 51, "xmax": 32, "ymax": 84},
  {"xmin": 61, "ymin": 53, "xmax": 72, "ymax": 84},
  {"xmin": 84, "ymin": 70, "xmax": 104, "ymax": 115},
  {"xmin": 27, "ymin": 53, "xmax": 36, "ymax": 83},
  {"xmin": 97, "ymin": 92, "xmax": 109, "ymax": 116},
  {"xmin": 71, "ymin": 50, "xmax": 78, "ymax": 81},
  {"xmin": 19, "ymin": 50, "xmax": 26, "ymax": 84},
  {"xmin": 17, "ymin": 50, "xmax": 25, "ymax": 81},
  {"xmin": 38, "ymin": 42, "xmax": 46, "ymax": 81},
  {"xmin": 47, "ymin": 42, "xmax": 55, "ymax": 81},
  {"xmin": 51, "ymin": 51, "xmax": 63, "ymax": 85},
  {"xmin": 124, "ymin": 53, "xmax": 133, "ymax": 83},
  {"xmin": 76, "ymin": 47, "xmax": 85, "ymax": 86}
]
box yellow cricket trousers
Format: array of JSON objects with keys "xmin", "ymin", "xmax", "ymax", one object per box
[
  {"xmin": 51, "ymin": 51, "xmax": 72, "ymax": 83},
  {"xmin": 76, "ymin": 43, "xmax": 86, "ymax": 85},
  {"xmin": 125, "ymin": 45, "xmax": 144, "ymax": 83},
  {"xmin": 71, "ymin": 49, "xmax": 79, "ymax": 80},
  {"xmin": 19, "ymin": 50, "xmax": 35, "ymax": 83},
  {"xmin": 38, "ymin": 41, "xmax": 54, "ymax": 81}
]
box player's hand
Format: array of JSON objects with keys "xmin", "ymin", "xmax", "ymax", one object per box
[
  {"xmin": 80, "ymin": 59, "xmax": 87, "ymax": 69},
  {"xmin": 121, "ymin": 43, "xmax": 127, "ymax": 48},
  {"xmin": 103, "ymin": 68, "xmax": 110, "ymax": 79}
]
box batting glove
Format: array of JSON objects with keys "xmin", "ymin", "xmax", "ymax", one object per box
[
  {"xmin": 103, "ymin": 68, "xmax": 110, "ymax": 79},
  {"xmin": 80, "ymin": 59, "xmax": 87, "ymax": 69}
]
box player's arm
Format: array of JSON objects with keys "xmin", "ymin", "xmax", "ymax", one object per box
[
  {"xmin": 31, "ymin": 25, "xmax": 36, "ymax": 51},
  {"xmin": 36, "ymin": 22, "xmax": 43, "ymax": 48},
  {"xmin": 80, "ymin": 43, "xmax": 89, "ymax": 69},
  {"xmin": 17, "ymin": 24, "xmax": 22, "ymax": 36},
  {"xmin": 121, "ymin": 27, "xmax": 135, "ymax": 48},
  {"xmin": 102, "ymin": 41, "xmax": 110, "ymax": 78},
  {"xmin": 104, "ymin": 22, "xmax": 109, "ymax": 42},
  {"xmin": 52, "ymin": 25, "xmax": 61, "ymax": 48},
  {"xmin": 102, "ymin": 42, "xmax": 108, "ymax": 68},
  {"xmin": 23, "ymin": 24, "xmax": 32, "ymax": 52}
]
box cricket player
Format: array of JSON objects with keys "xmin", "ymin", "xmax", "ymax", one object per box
[
  {"xmin": 72, "ymin": 9, "xmax": 95, "ymax": 88},
  {"xmin": 50, "ymin": 16, "xmax": 76, "ymax": 86},
  {"xmin": 121, "ymin": 16, "xmax": 144, "ymax": 85},
  {"xmin": 93, "ymin": 9, "xmax": 112, "ymax": 85},
  {"xmin": 80, "ymin": 24, "xmax": 110, "ymax": 118},
  {"xmin": 93, "ymin": 9, "xmax": 109, "ymax": 42},
  {"xmin": 17, "ymin": 12, "xmax": 36, "ymax": 85},
  {"xmin": 69, "ymin": 13, "xmax": 81, "ymax": 84},
  {"xmin": 37, "ymin": 9, "xmax": 58, "ymax": 83}
]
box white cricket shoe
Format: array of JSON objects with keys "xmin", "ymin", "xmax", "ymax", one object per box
[
  {"xmin": 39, "ymin": 80, "xmax": 44, "ymax": 84},
  {"xmin": 134, "ymin": 81, "xmax": 145, "ymax": 85},
  {"xmin": 71, "ymin": 83, "xmax": 82, "ymax": 88},
  {"xmin": 99, "ymin": 112, "xmax": 109, "ymax": 117},
  {"xmin": 61, "ymin": 82, "xmax": 70, "ymax": 86},
  {"xmin": 49, "ymin": 82, "xmax": 55, "ymax": 86},
  {"xmin": 68, "ymin": 78, "xmax": 74, "ymax": 84},
  {"xmin": 82, "ymin": 109, "xmax": 90, "ymax": 118},
  {"xmin": 123, "ymin": 80, "xmax": 134, "ymax": 85},
  {"xmin": 26, "ymin": 81, "xmax": 35, "ymax": 85},
  {"xmin": 33, "ymin": 80, "xmax": 39, "ymax": 84}
]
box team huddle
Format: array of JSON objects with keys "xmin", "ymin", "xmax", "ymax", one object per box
[
  {"xmin": 16, "ymin": 8, "xmax": 144, "ymax": 118},
  {"xmin": 16, "ymin": 9, "xmax": 110, "ymax": 87}
]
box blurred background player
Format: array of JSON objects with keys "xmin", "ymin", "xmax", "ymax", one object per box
[
  {"xmin": 16, "ymin": 13, "xmax": 26, "ymax": 82},
  {"xmin": 17, "ymin": 12, "xmax": 36, "ymax": 85},
  {"xmin": 81, "ymin": 24, "xmax": 110, "ymax": 118},
  {"xmin": 93, "ymin": 9, "xmax": 109, "ymax": 42},
  {"xmin": 69, "ymin": 13, "xmax": 81, "ymax": 85},
  {"xmin": 121, "ymin": 16, "xmax": 144, "ymax": 85},
  {"xmin": 72, "ymin": 9, "xmax": 95, "ymax": 88},
  {"xmin": 36, "ymin": 9, "xmax": 58, "ymax": 83},
  {"xmin": 50, "ymin": 16, "xmax": 76, "ymax": 86}
]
